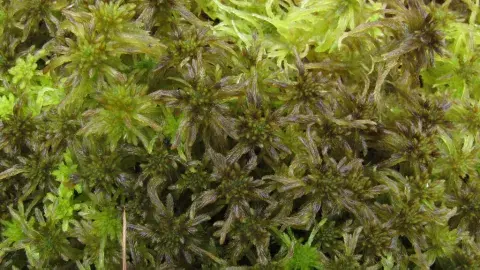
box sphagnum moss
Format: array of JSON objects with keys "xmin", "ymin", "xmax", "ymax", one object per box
[{"xmin": 0, "ymin": 0, "xmax": 480, "ymax": 269}]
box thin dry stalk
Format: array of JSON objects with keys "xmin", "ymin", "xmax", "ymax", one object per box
[{"xmin": 122, "ymin": 207, "xmax": 127, "ymax": 270}]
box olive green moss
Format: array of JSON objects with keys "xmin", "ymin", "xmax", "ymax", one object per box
[{"xmin": 0, "ymin": 0, "xmax": 480, "ymax": 269}]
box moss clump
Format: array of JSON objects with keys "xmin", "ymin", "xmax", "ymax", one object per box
[{"xmin": 0, "ymin": 0, "xmax": 480, "ymax": 269}]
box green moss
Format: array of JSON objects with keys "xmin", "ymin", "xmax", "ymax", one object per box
[
  {"xmin": 0, "ymin": 0, "xmax": 479, "ymax": 269},
  {"xmin": 287, "ymin": 243, "xmax": 323, "ymax": 270}
]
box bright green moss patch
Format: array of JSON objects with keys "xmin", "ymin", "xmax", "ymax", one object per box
[{"xmin": 0, "ymin": 0, "xmax": 480, "ymax": 269}]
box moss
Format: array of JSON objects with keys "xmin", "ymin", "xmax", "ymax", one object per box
[{"xmin": 0, "ymin": 0, "xmax": 479, "ymax": 269}]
